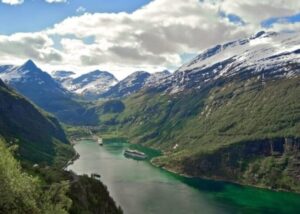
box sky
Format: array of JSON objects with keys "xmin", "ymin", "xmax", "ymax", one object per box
[{"xmin": 0, "ymin": 0, "xmax": 300, "ymax": 79}]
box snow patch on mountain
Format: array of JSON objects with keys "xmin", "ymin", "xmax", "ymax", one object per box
[
  {"xmin": 54, "ymin": 70, "xmax": 118, "ymax": 99},
  {"xmin": 158, "ymin": 31, "xmax": 300, "ymax": 94}
]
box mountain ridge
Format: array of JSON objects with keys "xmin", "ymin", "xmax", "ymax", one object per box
[
  {"xmin": 58, "ymin": 70, "xmax": 118, "ymax": 100},
  {"xmin": 0, "ymin": 60, "xmax": 98, "ymax": 125}
]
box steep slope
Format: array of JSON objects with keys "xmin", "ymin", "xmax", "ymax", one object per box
[
  {"xmin": 0, "ymin": 60, "xmax": 97, "ymax": 125},
  {"xmin": 0, "ymin": 78, "xmax": 73, "ymax": 164},
  {"xmin": 0, "ymin": 75, "xmax": 122, "ymax": 213},
  {"xmin": 94, "ymin": 31, "xmax": 300, "ymax": 192}
]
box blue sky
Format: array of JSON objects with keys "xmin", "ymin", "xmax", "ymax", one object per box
[
  {"xmin": 0, "ymin": 0, "xmax": 300, "ymax": 79},
  {"xmin": 0, "ymin": 0, "xmax": 152, "ymax": 34},
  {"xmin": 262, "ymin": 13, "xmax": 300, "ymax": 28}
]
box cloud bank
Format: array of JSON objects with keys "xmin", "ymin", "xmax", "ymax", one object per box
[
  {"xmin": 1, "ymin": 0, "xmax": 67, "ymax": 5},
  {"xmin": 0, "ymin": 0, "xmax": 299, "ymax": 79},
  {"xmin": 1, "ymin": 0, "xmax": 23, "ymax": 5}
]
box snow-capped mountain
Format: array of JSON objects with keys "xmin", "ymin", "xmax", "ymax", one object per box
[
  {"xmin": 153, "ymin": 31, "xmax": 300, "ymax": 94},
  {"xmin": 145, "ymin": 70, "xmax": 171, "ymax": 87},
  {"xmin": 56, "ymin": 70, "xmax": 118, "ymax": 99},
  {"xmin": 0, "ymin": 60, "xmax": 67, "ymax": 94},
  {"xmin": 100, "ymin": 71, "xmax": 151, "ymax": 98},
  {"xmin": 0, "ymin": 60, "xmax": 96, "ymax": 125}
]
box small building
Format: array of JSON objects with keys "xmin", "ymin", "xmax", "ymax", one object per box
[{"xmin": 91, "ymin": 173, "xmax": 101, "ymax": 180}]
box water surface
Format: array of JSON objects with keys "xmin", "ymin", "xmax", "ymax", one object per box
[{"xmin": 68, "ymin": 140, "xmax": 300, "ymax": 214}]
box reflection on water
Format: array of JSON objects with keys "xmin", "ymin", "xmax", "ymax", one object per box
[{"xmin": 68, "ymin": 140, "xmax": 300, "ymax": 214}]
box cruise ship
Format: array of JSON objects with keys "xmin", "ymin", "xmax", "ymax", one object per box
[
  {"xmin": 98, "ymin": 138, "xmax": 103, "ymax": 146},
  {"xmin": 124, "ymin": 149, "xmax": 147, "ymax": 160}
]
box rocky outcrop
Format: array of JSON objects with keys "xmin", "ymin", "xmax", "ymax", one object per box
[{"xmin": 181, "ymin": 137, "xmax": 300, "ymax": 191}]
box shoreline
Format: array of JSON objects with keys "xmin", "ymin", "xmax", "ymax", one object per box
[
  {"xmin": 63, "ymin": 151, "xmax": 80, "ymax": 170},
  {"xmin": 150, "ymin": 157, "xmax": 300, "ymax": 195},
  {"xmin": 65, "ymin": 136, "xmax": 102, "ymax": 170},
  {"xmin": 68, "ymin": 137, "xmax": 300, "ymax": 195}
]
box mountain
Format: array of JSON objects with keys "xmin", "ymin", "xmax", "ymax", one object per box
[
  {"xmin": 52, "ymin": 70, "xmax": 75, "ymax": 82},
  {"xmin": 145, "ymin": 70, "xmax": 171, "ymax": 87},
  {"xmin": 152, "ymin": 31, "xmax": 300, "ymax": 94},
  {"xmin": 0, "ymin": 78, "xmax": 72, "ymax": 164},
  {"xmin": 100, "ymin": 70, "xmax": 172, "ymax": 98},
  {"xmin": 93, "ymin": 31, "xmax": 300, "ymax": 192},
  {"xmin": 100, "ymin": 71, "xmax": 151, "ymax": 98},
  {"xmin": 57, "ymin": 70, "xmax": 118, "ymax": 100},
  {"xmin": 0, "ymin": 60, "xmax": 98, "ymax": 125}
]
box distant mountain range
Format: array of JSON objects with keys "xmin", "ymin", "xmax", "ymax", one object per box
[
  {"xmin": 0, "ymin": 59, "xmax": 171, "ymax": 124},
  {"xmin": 0, "ymin": 60, "xmax": 98, "ymax": 125},
  {"xmin": 148, "ymin": 31, "xmax": 300, "ymax": 94},
  {"xmin": 53, "ymin": 69, "xmax": 171, "ymax": 99},
  {"xmin": 53, "ymin": 70, "xmax": 118, "ymax": 100},
  {"xmin": 97, "ymin": 70, "xmax": 170, "ymax": 98}
]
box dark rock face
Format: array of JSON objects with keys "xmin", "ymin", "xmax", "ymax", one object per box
[
  {"xmin": 0, "ymin": 78, "xmax": 7, "ymax": 88},
  {"xmin": 182, "ymin": 138, "xmax": 300, "ymax": 180},
  {"xmin": 101, "ymin": 100, "xmax": 125, "ymax": 114}
]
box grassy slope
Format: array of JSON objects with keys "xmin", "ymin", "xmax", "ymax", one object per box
[
  {"xmin": 0, "ymin": 138, "xmax": 72, "ymax": 214},
  {"xmin": 95, "ymin": 76, "xmax": 300, "ymax": 191},
  {"xmin": 0, "ymin": 137, "xmax": 123, "ymax": 214}
]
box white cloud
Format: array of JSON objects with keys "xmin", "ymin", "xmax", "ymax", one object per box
[
  {"xmin": 0, "ymin": 0, "xmax": 300, "ymax": 79},
  {"xmin": 1, "ymin": 0, "xmax": 23, "ymax": 5},
  {"xmin": 76, "ymin": 6, "xmax": 86, "ymax": 13},
  {"xmin": 44, "ymin": 0, "xmax": 253, "ymax": 76},
  {"xmin": 45, "ymin": 0, "xmax": 67, "ymax": 3},
  {"xmin": 1, "ymin": 0, "xmax": 68, "ymax": 5},
  {"xmin": 0, "ymin": 32, "xmax": 62, "ymax": 64},
  {"xmin": 217, "ymin": 0, "xmax": 300, "ymax": 25}
]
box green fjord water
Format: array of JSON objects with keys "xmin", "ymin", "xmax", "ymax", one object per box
[{"xmin": 68, "ymin": 140, "xmax": 300, "ymax": 214}]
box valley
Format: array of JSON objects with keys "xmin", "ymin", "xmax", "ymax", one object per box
[{"xmin": 0, "ymin": 30, "xmax": 300, "ymax": 213}]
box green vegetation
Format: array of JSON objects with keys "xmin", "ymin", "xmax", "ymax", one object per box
[
  {"xmin": 94, "ymin": 77, "xmax": 300, "ymax": 192},
  {"xmin": 0, "ymin": 80, "xmax": 74, "ymax": 166},
  {"xmin": 68, "ymin": 175, "xmax": 123, "ymax": 214},
  {"xmin": 34, "ymin": 167, "xmax": 123, "ymax": 214},
  {"xmin": 0, "ymin": 137, "xmax": 123, "ymax": 214},
  {"xmin": 0, "ymin": 138, "xmax": 71, "ymax": 214},
  {"xmin": 0, "ymin": 80, "xmax": 123, "ymax": 213}
]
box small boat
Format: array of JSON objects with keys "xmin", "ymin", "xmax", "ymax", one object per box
[
  {"xmin": 98, "ymin": 138, "xmax": 103, "ymax": 146},
  {"xmin": 124, "ymin": 149, "xmax": 147, "ymax": 160}
]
